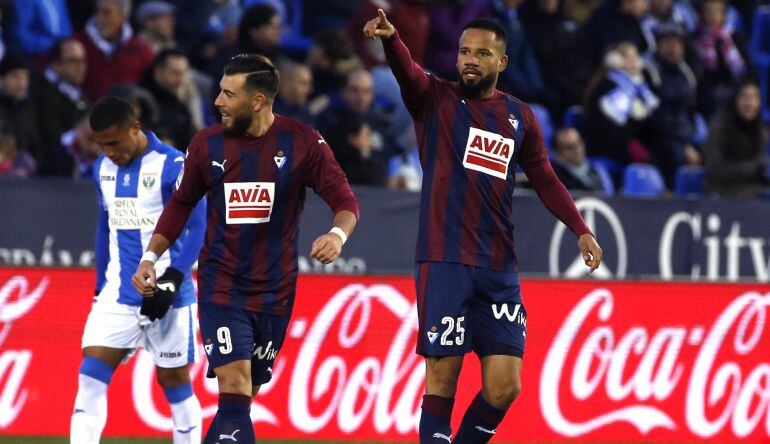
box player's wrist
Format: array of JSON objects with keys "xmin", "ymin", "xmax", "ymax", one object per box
[
  {"xmin": 329, "ymin": 227, "xmax": 348, "ymax": 245},
  {"xmin": 141, "ymin": 251, "xmax": 159, "ymax": 264}
]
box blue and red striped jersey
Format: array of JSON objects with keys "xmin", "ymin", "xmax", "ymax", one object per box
[
  {"xmin": 155, "ymin": 116, "xmax": 359, "ymax": 313},
  {"xmin": 384, "ymin": 32, "xmax": 590, "ymax": 272}
]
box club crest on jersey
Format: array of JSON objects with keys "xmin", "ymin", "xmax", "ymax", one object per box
[
  {"xmin": 224, "ymin": 182, "xmax": 275, "ymax": 224},
  {"xmin": 274, "ymin": 149, "xmax": 286, "ymax": 169},
  {"xmin": 508, "ymin": 114, "xmax": 519, "ymax": 130},
  {"xmin": 141, "ymin": 173, "xmax": 157, "ymax": 189},
  {"xmin": 463, "ymin": 127, "xmax": 515, "ymax": 180}
]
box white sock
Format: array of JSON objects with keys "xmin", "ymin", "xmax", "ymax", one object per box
[
  {"xmin": 171, "ymin": 394, "xmax": 203, "ymax": 444},
  {"xmin": 70, "ymin": 373, "xmax": 108, "ymax": 444}
]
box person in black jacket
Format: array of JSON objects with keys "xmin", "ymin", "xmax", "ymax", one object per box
[
  {"xmin": 551, "ymin": 127, "xmax": 604, "ymax": 191},
  {"xmin": 33, "ymin": 38, "xmax": 90, "ymax": 176},
  {"xmin": 643, "ymin": 25, "xmax": 701, "ymax": 187},
  {"xmin": 0, "ymin": 52, "xmax": 41, "ymax": 170},
  {"xmin": 141, "ymin": 48, "xmax": 195, "ymax": 149}
]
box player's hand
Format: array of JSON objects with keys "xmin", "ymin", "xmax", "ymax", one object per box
[
  {"xmin": 133, "ymin": 260, "xmax": 157, "ymax": 296},
  {"xmin": 363, "ymin": 9, "xmax": 395, "ymax": 39},
  {"xmin": 140, "ymin": 267, "xmax": 183, "ymax": 321},
  {"xmin": 578, "ymin": 233, "xmax": 602, "ymax": 273},
  {"xmin": 310, "ymin": 233, "xmax": 344, "ymax": 264}
]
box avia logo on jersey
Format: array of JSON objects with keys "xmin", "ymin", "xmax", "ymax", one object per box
[
  {"xmin": 463, "ymin": 127, "xmax": 515, "ymax": 180},
  {"xmin": 224, "ymin": 182, "xmax": 275, "ymax": 224}
]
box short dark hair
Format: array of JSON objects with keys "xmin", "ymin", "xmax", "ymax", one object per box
[
  {"xmin": 89, "ymin": 96, "xmax": 137, "ymax": 132},
  {"xmin": 49, "ymin": 38, "xmax": 76, "ymax": 61},
  {"xmin": 223, "ymin": 53, "xmax": 280, "ymax": 98},
  {"xmin": 238, "ymin": 4, "xmax": 278, "ymax": 45},
  {"xmin": 153, "ymin": 48, "xmax": 187, "ymax": 70},
  {"xmin": 462, "ymin": 18, "xmax": 508, "ymax": 48}
]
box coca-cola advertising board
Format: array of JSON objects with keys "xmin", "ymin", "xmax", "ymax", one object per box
[{"xmin": 0, "ymin": 267, "xmax": 769, "ymax": 442}]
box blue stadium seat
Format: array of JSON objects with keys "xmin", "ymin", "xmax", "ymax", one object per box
[
  {"xmin": 622, "ymin": 163, "xmax": 665, "ymax": 197},
  {"xmin": 674, "ymin": 165, "xmax": 704, "ymax": 197},
  {"xmin": 590, "ymin": 160, "xmax": 615, "ymax": 197},
  {"xmin": 750, "ymin": 6, "xmax": 770, "ymax": 121},
  {"xmin": 529, "ymin": 103, "xmax": 553, "ymax": 148},
  {"xmin": 562, "ymin": 105, "xmax": 584, "ymax": 131}
]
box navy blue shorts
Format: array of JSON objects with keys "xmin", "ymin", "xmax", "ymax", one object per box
[
  {"xmin": 415, "ymin": 262, "xmax": 527, "ymax": 358},
  {"xmin": 198, "ymin": 302, "xmax": 290, "ymax": 386}
]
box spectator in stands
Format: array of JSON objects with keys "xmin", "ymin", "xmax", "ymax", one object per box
[
  {"xmin": 348, "ymin": 0, "xmax": 429, "ymax": 69},
  {"xmin": 135, "ymin": 0, "xmax": 176, "ymax": 53},
  {"xmin": 0, "ymin": 121, "xmax": 35, "ymax": 177},
  {"xmin": 317, "ymin": 69, "xmax": 397, "ymax": 161},
  {"xmin": 487, "ymin": 0, "xmax": 555, "ymax": 106},
  {"xmin": 11, "ymin": 0, "xmax": 72, "ymax": 56},
  {"xmin": 325, "ymin": 114, "xmax": 389, "ymax": 186},
  {"xmin": 237, "ymin": 3, "xmax": 281, "ymax": 59},
  {"xmin": 703, "ymin": 80, "xmax": 769, "ymax": 197},
  {"xmin": 107, "ymin": 83, "xmax": 160, "ymax": 132},
  {"xmin": 520, "ymin": 0, "xmax": 593, "ymax": 116},
  {"xmin": 693, "ymin": 0, "xmax": 750, "ymax": 117},
  {"xmin": 551, "ymin": 127, "xmax": 604, "ymax": 191},
  {"xmin": 643, "ymin": 25, "xmax": 701, "ymax": 187},
  {"xmin": 75, "ymin": 0, "xmax": 155, "ymax": 101},
  {"xmin": 141, "ymin": 49, "xmax": 196, "ymax": 149},
  {"xmin": 307, "ymin": 29, "xmax": 361, "ymax": 98},
  {"xmin": 583, "ymin": 42, "xmax": 659, "ymax": 166},
  {"xmin": 39, "ymin": 116, "xmax": 100, "ymax": 178},
  {"xmin": 640, "ymin": 0, "xmax": 696, "ymax": 52},
  {"xmin": 0, "ymin": 53, "xmax": 42, "ymax": 167},
  {"xmin": 583, "ymin": 0, "xmax": 649, "ymax": 63},
  {"xmin": 425, "ymin": 0, "xmax": 490, "ymax": 79},
  {"xmin": 32, "ymin": 38, "xmax": 89, "ymax": 173},
  {"xmin": 274, "ymin": 61, "xmax": 314, "ymax": 125},
  {"xmin": 201, "ymin": 3, "xmax": 281, "ymax": 80}
]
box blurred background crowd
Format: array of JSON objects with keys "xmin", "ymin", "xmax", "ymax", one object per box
[{"xmin": 0, "ymin": 0, "xmax": 768, "ymax": 199}]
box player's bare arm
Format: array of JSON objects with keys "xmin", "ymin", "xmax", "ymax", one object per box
[
  {"xmin": 362, "ymin": 8, "xmax": 395, "ymax": 39},
  {"xmin": 579, "ymin": 233, "xmax": 602, "ymax": 272},
  {"xmin": 131, "ymin": 233, "xmax": 171, "ymax": 296},
  {"xmin": 310, "ymin": 210, "xmax": 358, "ymax": 264}
]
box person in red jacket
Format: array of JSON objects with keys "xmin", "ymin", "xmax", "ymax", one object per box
[{"xmin": 75, "ymin": 0, "xmax": 155, "ymax": 101}]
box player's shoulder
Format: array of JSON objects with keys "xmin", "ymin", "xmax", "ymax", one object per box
[
  {"xmin": 190, "ymin": 125, "xmax": 226, "ymax": 147},
  {"xmin": 275, "ymin": 114, "xmax": 322, "ymax": 147},
  {"xmin": 498, "ymin": 91, "xmax": 536, "ymax": 119}
]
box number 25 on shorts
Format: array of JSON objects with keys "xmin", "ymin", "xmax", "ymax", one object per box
[{"xmin": 440, "ymin": 316, "xmax": 465, "ymax": 346}]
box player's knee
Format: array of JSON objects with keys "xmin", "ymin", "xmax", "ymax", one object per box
[
  {"xmin": 214, "ymin": 363, "xmax": 252, "ymax": 395},
  {"xmin": 425, "ymin": 358, "xmax": 462, "ymax": 396},
  {"xmin": 483, "ymin": 377, "xmax": 521, "ymax": 407},
  {"xmin": 155, "ymin": 367, "xmax": 190, "ymax": 388}
]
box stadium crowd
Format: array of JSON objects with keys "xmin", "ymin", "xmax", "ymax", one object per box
[{"xmin": 0, "ymin": 0, "xmax": 768, "ymax": 198}]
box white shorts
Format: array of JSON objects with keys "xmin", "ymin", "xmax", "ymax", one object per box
[{"xmin": 81, "ymin": 298, "xmax": 198, "ymax": 369}]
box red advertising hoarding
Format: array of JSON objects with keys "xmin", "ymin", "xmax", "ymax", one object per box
[{"xmin": 0, "ymin": 268, "xmax": 768, "ymax": 442}]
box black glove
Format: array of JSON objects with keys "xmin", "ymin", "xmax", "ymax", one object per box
[{"xmin": 140, "ymin": 267, "xmax": 183, "ymax": 321}]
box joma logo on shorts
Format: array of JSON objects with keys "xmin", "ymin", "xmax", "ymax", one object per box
[
  {"xmin": 492, "ymin": 303, "xmax": 526, "ymax": 325},
  {"xmin": 159, "ymin": 352, "xmax": 181, "ymax": 358}
]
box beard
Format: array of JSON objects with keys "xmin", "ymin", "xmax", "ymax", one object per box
[
  {"xmin": 459, "ymin": 71, "xmax": 497, "ymax": 99},
  {"xmin": 222, "ymin": 113, "xmax": 253, "ymax": 137}
]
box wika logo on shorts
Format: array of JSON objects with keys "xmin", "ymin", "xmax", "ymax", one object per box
[
  {"xmin": 463, "ymin": 127, "xmax": 515, "ymax": 180},
  {"xmin": 492, "ymin": 303, "xmax": 526, "ymax": 326},
  {"xmin": 224, "ymin": 182, "xmax": 275, "ymax": 224}
]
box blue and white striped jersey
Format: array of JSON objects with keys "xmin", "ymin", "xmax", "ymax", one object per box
[{"xmin": 93, "ymin": 131, "xmax": 206, "ymax": 307}]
